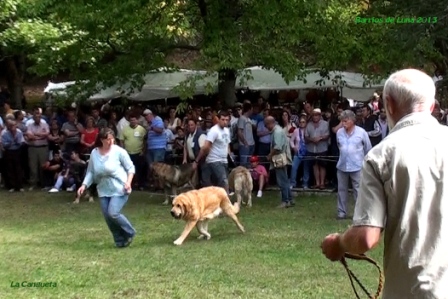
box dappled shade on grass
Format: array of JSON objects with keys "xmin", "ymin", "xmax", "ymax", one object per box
[{"xmin": 0, "ymin": 190, "xmax": 383, "ymax": 299}]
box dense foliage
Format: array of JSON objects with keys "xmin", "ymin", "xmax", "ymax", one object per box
[{"xmin": 1, "ymin": 0, "xmax": 447, "ymax": 107}]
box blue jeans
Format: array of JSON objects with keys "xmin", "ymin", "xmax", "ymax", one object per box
[
  {"xmin": 275, "ymin": 166, "xmax": 292, "ymax": 203},
  {"xmin": 100, "ymin": 195, "xmax": 136, "ymax": 246},
  {"xmin": 202, "ymin": 162, "xmax": 229, "ymax": 194},
  {"xmin": 302, "ymin": 151, "xmax": 311, "ymax": 188},
  {"xmin": 54, "ymin": 175, "xmax": 75, "ymax": 190},
  {"xmin": 239, "ymin": 145, "xmax": 255, "ymax": 167},
  {"xmin": 146, "ymin": 148, "xmax": 166, "ymax": 165},
  {"xmin": 290, "ymin": 154, "xmax": 304, "ymax": 187}
]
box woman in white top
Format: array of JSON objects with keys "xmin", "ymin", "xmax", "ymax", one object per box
[
  {"xmin": 167, "ymin": 107, "xmax": 181, "ymax": 133},
  {"xmin": 77, "ymin": 128, "xmax": 136, "ymax": 248}
]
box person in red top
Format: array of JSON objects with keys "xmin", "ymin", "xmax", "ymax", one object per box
[
  {"xmin": 80, "ymin": 117, "xmax": 98, "ymax": 155},
  {"xmin": 249, "ymin": 155, "xmax": 268, "ymax": 198}
]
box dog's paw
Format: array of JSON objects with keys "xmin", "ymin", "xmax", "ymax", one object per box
[
  {"xmin": 205, "ymin": 235, "xmax": 211, "ymax": 240},
  {"xmin": 73, "ymin": 200, "xmax": 80, "ymax": 204},
  {"xmin": 173, "ymin": 239, "xmax": 183, "ymax": 246},
  {"xmin": 197, "ymin": 235, "xmax": 205, "ymax": 240},
  {"xmin": 247, "ymin": 202, "xmax": 252, "ymax": 208},
  {"xmin": 162, "ymin": 200, "xmax": 169, "ymax": 205}
]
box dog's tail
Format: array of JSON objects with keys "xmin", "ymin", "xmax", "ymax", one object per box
[
  {"xmin": 219, "ymin": 188, "xmax": 240, "ymax": 215},
  {"xmin": 232, "ymin": 201, "xmax": 241, "ymax": 214},
  {"xmin": 244, "ymin": 170, "xmax": 253, "ymax": 192}
]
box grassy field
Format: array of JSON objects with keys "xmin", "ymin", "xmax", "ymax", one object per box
[{"xmin": 0, "ymin": 190, "xmax": 383, "ymax": 299}]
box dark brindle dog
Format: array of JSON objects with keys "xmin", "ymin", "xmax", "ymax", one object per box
[{"xmin": 150, "ymin": 162, "xmax": 199, "ymax": 205}]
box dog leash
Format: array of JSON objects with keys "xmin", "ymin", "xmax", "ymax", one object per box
[{"xmin": 340, "ymin": 253, "xmax": 384, "ymax": 299}]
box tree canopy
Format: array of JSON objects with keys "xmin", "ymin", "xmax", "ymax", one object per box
[{"xmin": 2, "ymin": 0, "xmax": 447, "ymax": 108}]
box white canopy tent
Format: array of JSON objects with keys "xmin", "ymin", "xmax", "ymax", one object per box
[{"xmin": 44, "ymin": 66, "xmax": 388, "ymax": 102}]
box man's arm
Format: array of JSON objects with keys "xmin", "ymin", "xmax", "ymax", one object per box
[
  {"xmin": 322, "ymin": 157, "xmax": 386, "ymax": 260},
  {"xmin": 151, "ymin": 119, "xmax": 164, "ymax": 134},
  {"xmin": 339, "ymin": 226, "xmax": 382, "ymax": 254},
  {"xmin": 363, "ymin": 130, "xmax": 372, "ymax": 154},
  {"xmin": 368, "ymin": 120, "xmax": 382, "ymax": 137},
  {"xmin": 304, "ymin": 126, "xmax": 314, "ymax": 143},
  {"xmin": 237, "ymin": 118, "xmax": 247, "ymax": 145},
  {"xmin": 257, "ymin": 122, "xmax": 270, "ymax": 137},
  {"xmin": 195, "ymin": 140, "xmax": 212, "ymax": 163},
  {"xmin": 320, "ymin": 121, "xmax": 330, "ymax": 141},
  {"xmin": 268, "ymin": 132, "xmax": 283, "ymax": 157},
  {"xmin": 331, "ymin": 120, "xmax": 343, "ymax": 134}
]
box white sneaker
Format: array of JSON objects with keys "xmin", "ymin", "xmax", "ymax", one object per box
[
  {"xmin": 66, "ymin": 186, "xmax": 75, "ymax": 192},
  {"xmin": 8, "ymin": 188, "xmax": 14, "ymax": 193},
  {"xmin": 48, "ymin": 188, "xmax": 59, "ymax": 193},
  {"xmin": 19, "ymin": 188, "xmax": 24, "ymax": 192},
  {"xmin": 228, "ymin": 192, "xmax": 235, "ymax": 196},
  {"xmin": 257, "ymin": 190, "xmax": 262, "ymax": 197}
]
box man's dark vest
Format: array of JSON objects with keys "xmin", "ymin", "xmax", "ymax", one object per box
[
  {"xmin": 187, "ymin": 128, "xmax": 204, "ymax": 159},
  {"xmin": 363, "ymin": 115, "xmax": 382, "ymax": 146}
]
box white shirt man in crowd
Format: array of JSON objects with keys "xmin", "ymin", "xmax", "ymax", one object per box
[
  {"xmin": 321, "ymin": 68, "xmax": 448, "ymax": 298},
  {"xmin": 193, "ymin": 111, "xmax": 231, "ymax": 194},
  {"xmin": 335, "ymin": 110, "xmax": 371, "ymax": 219},
  {"xmin": 26, "ymin": 107, "xmax": 50, "ymax": 190}
]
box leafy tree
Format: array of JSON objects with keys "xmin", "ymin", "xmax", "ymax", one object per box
[
  {"xmin": 0, "ymin": 0, "xmax": 63, "ymax": 108},
  {"xmin": 360, "ymin": 0, "xmax": 447, "ymax": 81},
  {"xmin": 33, "ymin": 0, "xmax": 392, "ymax": 107}
]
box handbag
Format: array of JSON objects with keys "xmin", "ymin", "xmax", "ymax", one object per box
[{"xmin": 272, "ymin": 152, "xmax": 287, "ymax": 168}]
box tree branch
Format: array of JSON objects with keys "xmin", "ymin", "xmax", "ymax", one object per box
[
  {"xmin": 197, "ymin": 0, "xmax": 207, "ymax": 20},
  {"xmin": 106, "ymin": 35, "xmax": 129, "ymax": 55},
  {"xmin": 172, "ymin": 44, "xmax": 201, "ymax": 51}
]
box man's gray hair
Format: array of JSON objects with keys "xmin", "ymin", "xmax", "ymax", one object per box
[
  {"xmin": 383, "ymin": 69, "xmax": 435, "ymax": 112},
  {"xmin": 340, "ymin": 109, "xmax": 356, "ymax": 122}
]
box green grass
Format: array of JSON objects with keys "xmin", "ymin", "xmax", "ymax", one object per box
[{"xmin": 0, "ymin": 190, "xmax": 383, "ymax": 299}]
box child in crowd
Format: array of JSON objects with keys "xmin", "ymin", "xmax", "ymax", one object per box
[
  {"xmin": 48, "ymin": 151, "xmax": 87, "ymax": 201},
  {"xmin": 42, "ymin": 150, "xmax": 65, "ymax": 190},
  {"xmin": 249, "ymin": 155, "xmax": 268, "ymax": 198}
]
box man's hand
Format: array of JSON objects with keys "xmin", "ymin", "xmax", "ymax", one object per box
[
  {"xmin": 192, "ymin": 161, "xmax": 198, "ymax": 170},
  {"xmin": 321, "ymin": 233, "xmax": 345, "ymax": 262}
]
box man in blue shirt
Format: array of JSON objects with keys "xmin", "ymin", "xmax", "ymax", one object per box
[
  {"xmin": 143, "ymin": 109, "xmax": 166, "ymax": 190},
  {"xmin": 1, "ymin": 120, "xmax": 25, "ymax": 192},
  {"xmin": 335, "ymin": 110, "xmax": 372, "ymax": 219}
]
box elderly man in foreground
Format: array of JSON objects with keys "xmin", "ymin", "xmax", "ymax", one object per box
[
  {"xmin": 335, "ymin": 110, "xmax": 371, "ymax": 220},
  {"xmin": 321, "ymin": 69, "xmax": 448, "ymax": 298}
]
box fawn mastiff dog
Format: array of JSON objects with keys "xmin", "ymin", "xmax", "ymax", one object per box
[
  {"xmin": 228, "ymin": 166, "xmax": 254, "ymax": 207},
  {"xmin": 150, "ymin": 162, "xmax": 198, "ymax": 205},
  {"xmin": 170, "ymin": 186, "xmax": 245, "ymax": 245}
]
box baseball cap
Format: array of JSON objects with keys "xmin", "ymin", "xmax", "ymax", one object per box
[
  {"xmin": 143, "ymin": 109, "xmax": 152, "ymax": 115},
  {"xmin": 312, "ymin": 108, "xmax": 322, "ymax": 114},
  {"xmin": 249, "ymin": 156, "xmax": 259, "ymax": 163}
]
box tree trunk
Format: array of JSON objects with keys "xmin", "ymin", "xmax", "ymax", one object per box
[
  {"xmin": 218, "ymin": 69, "xmax": 237, "ymax": 108},
  {"xmin": 5, "ymin": 55, "xmax": 26, "ymax": 109}
]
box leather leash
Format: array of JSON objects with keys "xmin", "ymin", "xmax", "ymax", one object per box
[{"xmin": 340, "ymin": 253, "xmax": 384, "ymax": 299}]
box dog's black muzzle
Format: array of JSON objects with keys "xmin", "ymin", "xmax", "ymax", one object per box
[{"xmin": 170, "ymin": 211, "xmax": 180, "ymax": 219}]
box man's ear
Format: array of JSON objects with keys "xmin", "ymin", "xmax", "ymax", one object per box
[
  {"xmin": 429, "ymin": 101, "xmax": 435, "ymax": 113},
  {"xmin": 384, "ymin": 96, "xmax": 394, "ymax": 115}
]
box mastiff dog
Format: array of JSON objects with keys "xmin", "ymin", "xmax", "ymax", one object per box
[
  {"xmin": 150, "ymin": 162, "xmax": 198, "ymax": 205},
  {"xmin": 170, "ymin": 186, "xmax": 245, "ymax": 245},
  {"xmin": 228, "ymin": 166, "xmax": 254, "ymax": 207}
]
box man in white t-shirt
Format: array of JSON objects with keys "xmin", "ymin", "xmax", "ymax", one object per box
[{"xmin": 193, "ymin": 111, "xmax": 231, "ymax": 193}]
